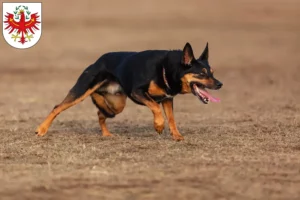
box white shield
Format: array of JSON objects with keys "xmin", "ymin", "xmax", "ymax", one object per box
[{"xmin": 2, "ymin": 3, "xmax": 42, "ymax": 49}]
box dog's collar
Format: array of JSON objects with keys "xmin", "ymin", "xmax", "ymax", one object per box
[{"xmin": 163, "ymin": 67, "xmax": 172, "ymax": 93}]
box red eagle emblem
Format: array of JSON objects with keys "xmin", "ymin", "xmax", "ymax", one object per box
[{"xmin": 4, "ymin": 8, "xmax": 40, "ymax": 44}]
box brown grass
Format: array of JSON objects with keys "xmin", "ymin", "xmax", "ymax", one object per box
[{"xmin": 1, "ymin": 0, "xmax": 300, "ymax": 199}]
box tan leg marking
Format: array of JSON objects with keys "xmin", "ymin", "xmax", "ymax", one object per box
[
  {"xmin": 162, "ymin": 98, "xmax": 184, "ymax": 141},
  {"xmin": 91, "ymin": 93, "xmax": 115, "ymax": 116},
  {"xmin": 92, "ymin": 93, "xmax": 127, "ymax": 136},
  {"xmin": 35, "ymin": 81, "xmax": 106, "ymax": 136},
  {"xmin": 104, "ymin": 93, "xmax": 127, "ymax": 114},
  {"xmin": 148, "ymin": 81, "xmax": 166, "ymax": 96},
  {"xmin": 97, "ymin": 111, "xmax": 113, "ymax": 137},
  {"xmin": 133, "ymin": 92, "xmax": 164, "ymax": 134}
]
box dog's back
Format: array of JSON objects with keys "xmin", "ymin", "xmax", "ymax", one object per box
[{"xmin": 70, "ymin": 51, "xmax": 136, "ymax": 99}]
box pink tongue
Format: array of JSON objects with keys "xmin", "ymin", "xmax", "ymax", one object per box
[{"xmin": 199, "ymin": 88, "xmax": 220, "ymax": 103}]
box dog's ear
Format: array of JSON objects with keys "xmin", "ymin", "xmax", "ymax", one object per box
[
  {"xmin": 199, "ymin": 42, "xmax": 209, "ymax": 61},
  {"xmin": 181, "ymin": 42, "xmax": 195, "ymax": 65}
]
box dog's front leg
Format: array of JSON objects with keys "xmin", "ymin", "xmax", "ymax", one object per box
[
  {"xmin": 131, "ymin": 91, "xmax": 164, "ymax": 134},
  {"xmin": 162, "ymin": 98, "xmax": 184, "ymax": 141}
]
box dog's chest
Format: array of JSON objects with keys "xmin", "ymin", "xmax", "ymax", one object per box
[{"xmin": 148, "ymin": 80, "xmax": 174, "ymax": 101}]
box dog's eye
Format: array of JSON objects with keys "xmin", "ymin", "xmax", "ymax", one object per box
[{"xmin": 200, "ymin": 72, "xmax": 206, "ymax": 76}]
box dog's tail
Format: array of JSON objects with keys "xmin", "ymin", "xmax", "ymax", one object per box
[{"xmin": 68, "ymin": 62, "xmax": 108, "ymax": 99}]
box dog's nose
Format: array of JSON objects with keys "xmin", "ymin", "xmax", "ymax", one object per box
[{"xmin": 216, "ymin": 82, "xmax": 223, "ymax": 89}]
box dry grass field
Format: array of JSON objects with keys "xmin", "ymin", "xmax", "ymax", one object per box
[{"xmin": 1, "ymin": 0, "xmax": 300, "ymax": 199}]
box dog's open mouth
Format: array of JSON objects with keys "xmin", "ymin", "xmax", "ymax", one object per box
[{"xmin": 192, "ymin": 83, "xmax": 220, "ymax": 104}]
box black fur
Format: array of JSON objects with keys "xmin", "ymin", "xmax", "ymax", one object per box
[{"xmin": 70, "ymin": 43, "xmax": 222, "ymax": 106}]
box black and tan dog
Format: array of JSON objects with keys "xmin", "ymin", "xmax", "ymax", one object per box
[{"xmin": 35, "ymin": 42, "xmax": 223, "ymax": 141}]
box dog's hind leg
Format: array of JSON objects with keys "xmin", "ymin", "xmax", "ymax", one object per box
[
  {"xmin": 131, "ymin": 90, "xmax": 164, "ymax": 134},
  {"xmin": 35, "ymin": 81, "xmax": 107, "ymax": 136},
  {"xmin": 97, "ymin": 110, "xmax": 113, "ymax": 137},
  {"xmin": 91, "ymin": 92, "xmax": 115, "ymax": 136},
  {"xmin": 91, "ymin": 92, "xmax": 127, "ymax": 136}
]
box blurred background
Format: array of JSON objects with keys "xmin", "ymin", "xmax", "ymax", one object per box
[
  {"xmin": 1, "ymin": 0, "xmax": 299, "ymax": 106},
  {"xmin": 1, "ymin": 0, "xmax": 300, "ymax": 199}
]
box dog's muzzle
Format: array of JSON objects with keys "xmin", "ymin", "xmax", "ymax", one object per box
[{"xmin": 191, "ymin": 83, "xmax": 221, "ymax": 104}]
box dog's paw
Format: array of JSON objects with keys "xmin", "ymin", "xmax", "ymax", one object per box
[
  {"xmin": 102, "ymin": 132, "xmax": 115, "ymax": 137},
  {"xmin": 35, "ymin": 125, "xmax": 48, "ymax": 136},
  {"xmin": 172, "ymin": 134, "xmax": 184, "ymax": 141},
  {"xmin": 154, "ymin": 118, "xmax": 165, "ymax": 134}
]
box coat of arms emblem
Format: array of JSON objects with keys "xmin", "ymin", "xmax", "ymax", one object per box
[{"xmin": 2, "ymin": 3, "xmax": 42, "ymax": 49}]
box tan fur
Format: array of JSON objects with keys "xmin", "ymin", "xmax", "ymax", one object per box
[
  {"xmin": 91, "ymin": 93, "xmax": 115, "ymax": 116},
  {"xmin": 91, "ymin": 92, "xmax": 127, "ymax": 136},
  {"xmin": 104, "ymin": 93, "xmax": 127, "ymax": 114},
  {"xmin": 162, "ymin": 99, "xmax": 184, "ymax": 141},
  {"xmin": 132, "ymin": 92, "xmax": 164, "ymax": 134},
  {"xmin": 148, "ymin": 81, "xmax": 166, "ymax": 96},
  {"xmin": 35, "ymin": 81, "xmax": 107, "ymax": 136},
  {"xmin": 180, "ymin": 73, "xmax": 215, "ymax": 93},
  {"xmin": 97, "ymin": 110, "xmax": 113, "ymax": 137}
]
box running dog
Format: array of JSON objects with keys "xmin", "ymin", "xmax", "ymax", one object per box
[{"xmin": 35, "ymin": 42, "xmax": 223, "ymax": 141}]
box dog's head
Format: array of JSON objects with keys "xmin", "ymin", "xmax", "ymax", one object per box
[{"xmin": 179, "ymin": 42, "xmax": 223, "ymax": 104}]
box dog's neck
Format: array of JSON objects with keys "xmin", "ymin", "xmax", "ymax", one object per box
[{"xmin": 161, "ymin": 51, "xmax": 183, "ymax": 95}]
